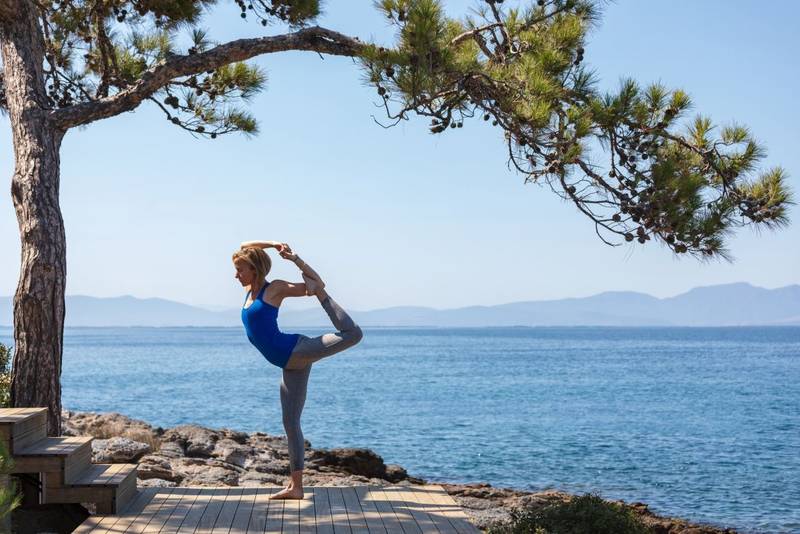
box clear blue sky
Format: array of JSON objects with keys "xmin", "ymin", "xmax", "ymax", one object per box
[{"xmin": 1, "ymin": 0, "xmax": 798, "ymax": 312}]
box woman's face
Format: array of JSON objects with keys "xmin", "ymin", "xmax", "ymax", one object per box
[{"xmin": 233, "ymin": 259, "xmax": 256, "ymax": 286}]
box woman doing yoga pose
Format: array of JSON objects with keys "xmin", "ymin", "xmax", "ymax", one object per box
[{"xmin": 233, "ymin": 241, "xmax": 363, "ymax": 500}]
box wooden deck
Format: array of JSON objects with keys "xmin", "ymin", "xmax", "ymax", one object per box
[{"xmin": 74, "ymin": 485, "xmax": 481, "ymax": 533}]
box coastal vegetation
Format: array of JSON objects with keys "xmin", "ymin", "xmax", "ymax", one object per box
[
  {"xmin": 0, "ymin": 441, "xmax": 22, "ymax": 525},
  {"xmin": 488, "ymin": 492, "xmax": 652, "ymax": 534},
  {"xmin": 0, "ymin": 343, "xmax": 10, "ymax": 408},
  {"xmin": 0, "ymin": 344, "xmax": 22, "ymax": 528}
]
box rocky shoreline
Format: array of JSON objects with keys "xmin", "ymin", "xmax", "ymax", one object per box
[{"xmin": 56, "ymin": 410, "xmax": 737, "ymax": 533}]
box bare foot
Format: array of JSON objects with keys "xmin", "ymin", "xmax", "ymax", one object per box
[
  {"xmin": 269, "ymin": 486, "xmax": 304, "ymax": 500},
  {"xmin": 302, "ymin": 273, "xmax": 325, "ymax": 296}
]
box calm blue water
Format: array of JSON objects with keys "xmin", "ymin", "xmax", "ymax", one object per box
[{"xmin": 2, "ymin": 326, "xmax": 798, "ymax": 533}]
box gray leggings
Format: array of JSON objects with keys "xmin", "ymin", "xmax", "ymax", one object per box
[{"xmin": 280, "ymin": 295, "xmax": 363, "ymax": 472}]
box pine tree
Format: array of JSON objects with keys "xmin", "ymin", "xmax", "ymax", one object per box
[{"xmin": 0, "ymin": 0, "xmax": 792, "ymax": 435}]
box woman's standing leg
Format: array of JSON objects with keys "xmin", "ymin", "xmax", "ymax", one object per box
[{"xmin": 271, "ymin": 363, "xmax": 312, "ymax": 499}]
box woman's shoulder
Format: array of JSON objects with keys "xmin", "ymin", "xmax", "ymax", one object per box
[{"xmin": 262, "ymin": 279, "xmax": 284, "ymax": 306}]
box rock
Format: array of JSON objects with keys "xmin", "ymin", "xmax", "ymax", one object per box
[
  {"xmin": 238, "ymin": 471, "xmax": 286, "ymax": 486},
  {"xmin": 139, "ymin": 478, "xmax": 177, "ymax": 488},
  {"xmin": 243, "ymin": 457, "xmax": 288, "ymax": 475},
  {"xmin": 92, "ymin": 437, "xmax": 151, "ymax": 463},
  {"xmin": 213, "ymin": 438, "xmax": 253, "ymax": 468},
  {"xmin": 219, "ymin": 428, "xmax": 250, "ymax": 445},
  {"xmin": 156, "ymin": 441, "xmax": 184, "ymax": 458},
  {"xmin": 137, "ymin": 455, "xmax": 180, "ymax": 483},
  {"xmin": 171, "ymin": 457, "xmax": 241, "ymax": 486},
  {"xmin": 161, "ymin": 424, "xmax": 218, "ymax": 458},
  {"xmin": 305, "ymin": 447, "xmax": 391, "ymax": 480},
  {"xmin": 384, "ymin": 464, "xmax": 408, "ymax": 483},
  {"xmin": 61, "ymin": 409, "xmax": 157, "ymax": 440}
]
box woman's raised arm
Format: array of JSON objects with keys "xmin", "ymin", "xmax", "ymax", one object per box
[
  {"xmin": 277, "ymin": 243, "xmax": 324, "ymax": 285},
  {"xmin": 240, "ymin": 240, "xmax": 281, "ymax": 249}
]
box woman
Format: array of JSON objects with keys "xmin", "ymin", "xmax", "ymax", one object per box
[{"xmin": 233, "ymin": 240, "xmax": 364, "ymax": 500}]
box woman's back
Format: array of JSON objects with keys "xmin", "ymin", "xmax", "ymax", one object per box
[{"xmin": 241, "ymin": 281, "xmax": 300, "ymax": 368}]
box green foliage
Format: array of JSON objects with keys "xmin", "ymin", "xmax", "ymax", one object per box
[
  {"xmin": 0, "ymin": 344, "xmax": 11, "ymax": 409},
  {"xmin": 358, "ymin": 0, "xmax": 793, "ymax": 260},
  {"xmin": 32, "ymin": 0, "xmax": 792, "ymax": 258},
  {"xmin": 487, "ymin": 492, "xmax": 652, "ymax": 534},
  {"xmin": 0, "ymin": 441, "xmax": 23, "ymax": 523},
  {"xmin": 37, "ymin": 0, "xmax": 306, "ymax": 135}
]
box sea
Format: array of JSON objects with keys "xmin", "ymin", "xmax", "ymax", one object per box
[{"xmin": 1, "ymin": 325, "xmax": 798, "ymax": 533}]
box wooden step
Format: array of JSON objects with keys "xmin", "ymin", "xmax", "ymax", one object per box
[
  {"xmin": 44, "ymin": 463, "xmax": 139, "ymax": 514},
  {"xmin": 10, "ymin": 436, "xmax": 93, "ymax": 484},
  {"xmin": 0, "ymin": 407, "xmax": 48, "ymax": 453}
]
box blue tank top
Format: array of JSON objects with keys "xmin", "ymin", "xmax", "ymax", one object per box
[{"xmin": 241, "ymin": 281, "xmax": 300, "ymax": 368}]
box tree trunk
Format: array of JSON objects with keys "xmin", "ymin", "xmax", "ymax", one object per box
[{"xmin": 1, "ymin": 0, "xmax": 66, "ymax": 436}]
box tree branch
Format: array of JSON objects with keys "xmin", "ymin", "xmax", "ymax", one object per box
[
  {"xmin": 50, "ymin": 25, "xmax": 366, "ymax": 130},
  {"xmin": 450, "ymin": 22, "xmax": 504, "ymax": 47}
]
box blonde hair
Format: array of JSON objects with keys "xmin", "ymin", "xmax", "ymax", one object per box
[{"xmin": 232, "ymin": 247, "xmax": 272, "ymax": 283}]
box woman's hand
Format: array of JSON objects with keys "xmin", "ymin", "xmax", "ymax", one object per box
[{"xmin": 277, "ymin": 243, "xmax": 298, "ymax": 261}]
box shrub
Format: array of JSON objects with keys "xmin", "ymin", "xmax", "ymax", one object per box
[
  {"xmin": 0, "ymin": 441, "xmax": 23, "ymax": 522},
  {"xmin": 0, "ymin": 343, "xmax": 11, "ymax": 409},
  {"xmin": 488, "ymin": 492, "xmax": 652, "ymax": 534}
]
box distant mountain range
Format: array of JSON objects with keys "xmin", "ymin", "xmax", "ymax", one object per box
[{"xmin": 1, "ymin": 282, "xmax": 798, "ymax": 327}]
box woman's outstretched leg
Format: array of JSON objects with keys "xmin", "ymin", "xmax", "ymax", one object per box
[
  {"xmin": 271, "ymin": 364, "xmax": 312, "ymax": 499},
  {"xmin": 284, "ymin": 280, "xmax": 363, "ymax": 370}
]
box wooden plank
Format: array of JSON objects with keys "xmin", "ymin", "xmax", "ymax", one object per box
[
  {"xmin": 314, "ymin": 486, "xmax": 335, "ymax": 534},
  {"xmin": 0, "ymin": 408, "xmax": 38, "ymax": 423},
  {"xmin": 113, "ymin": 487, "xmax": 176, "ymax": 534},
  {"xmin": 176, "ymin": 487, "xmax": 217, "ymax": 532},
  {"xmin": 212, "ymin": 487, "xmax": 243, "ymax": 533},
  {"xmin": 113, "ymin": 476, "xmax": 139, "ymax": 514},
  {"xmin": 139, "ymin": 487, "xmax": 189, "ymax": 533},
  {"xmin": 264, "ymin": 487, "xmax": 285, "ymax": 534},
  {"xmin": 366, "ymin": 487, "xmax": 404, "ymax": 534},
  {"xmin": 110, "ymin": 464, "xmax": 138, "ymax": 485},
  {"xmin": 394, "ymin": 485, "xmax": 441, "ymax": 533},
  {"xmin": 229, "ymin": 486, "xmax": 259, "ymax": 533},
  {"xmin": 74, "ymin": 487, "xmax": 158, "ymax": 534},
  {"xmin": 281, "ymin": 492, "xmax": 301, "ymax": 534},
  {"xmin": 0, "ymin": 407, "xmax": 43, "ymax": 416},
  {"xmin": 9, "ymin": 409, "xmax": 47, "ymax": 437},
  {"xmin": 72, "ymin": 463, "xmax": 127, "ymax": 486},
  {"xmin": 0, "ymin": 408, "xmax": 29, "ymax": 419},
  {"xmin": 340, "ymin": 486, "xmax": 370, "ymax": 534},
  {"xmin": 298, "ymin": 486, "xmax": 317, "ymax": 534},
  {"xmin": 64, "ymin": 440, "xmax": 93, "ymax": 484},
  {"xmin": 389, "ymin": 485, "xmax": 437, "ymax": 532},
  {"xmin": 381, "ymin": 486, "xmax": 422, "ymax": 534},
  {"xmin": 99, "ymin": 464, "xmax": 131, "ymax": 487},
  {"xmin": 45, "ymin": 485, "xmax": 112, "ymax": 506},
  {"xmin": 353, "ymin": 486, "xmax": 388, "ymax": 534},
  {"xmin": 159, "ymin": 487, "xmax": 202, "ymax": 534},
  {"xmin": 195, "ymin": 487, "xmax": 231, "ymax": 534},
  {"xmin": 15, "ymin": 435, "xmax": 85, "ymax": 455},
  {"xmin": 246, "ymin": 486, "xmax": 276, "ymax": 533},
  {"xmin": 419, "ymin": 486, "xmax": 479, "ymax": 534},
  {"xmin": 328, "ymin": 486, "xmax": 352, "ymax": 533},
  {"xmin": 408, "ymin": 486, "xmax": 446, "ymax": 534},
  {"xmin": 407, "ymin": 486, "xmax": 457, "ymax": 534},
  {"xmin": 11, "ymin": 454, "xmax": 62, "ymax": 474},
  {"xmin": 10, "ymin": 420, "xmax": 47, "ymax": 452},
  {"xmin": 73, "ymin": 484, "xmax": 478, "ymax": 534}
]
